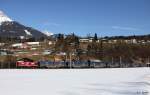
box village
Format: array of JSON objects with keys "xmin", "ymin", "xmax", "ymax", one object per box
[{"xmin": 0, "ymin": 33, "xmax": 150, "ymax": 68}]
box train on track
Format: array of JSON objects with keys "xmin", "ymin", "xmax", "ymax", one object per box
[{"xmin": 16, "ymin": 58, "xmax": 108, "ymax": 68}]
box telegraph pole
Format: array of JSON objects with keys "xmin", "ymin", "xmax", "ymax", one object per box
[
  {"xmin": 100, "ymin": 38, "xmax": 104, "ymax": 61},
  {"xmin": 69, "ymin": 52, "xmax": 72, "ymax": 69},
  {"xmin": 147, "ymin": 57, "xmax": 150, "ymax": 67},
  {"xmin": 119, "ymin": 56, "xmax": 122, "ymax": 67},
  {"xmin": 112, "ymin": 57, "xmax": 114, "ymax": 64}
]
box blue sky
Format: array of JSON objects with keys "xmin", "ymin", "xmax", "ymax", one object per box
[{"xmin": 0, "ymin": 0, "xmax": 150, "ymax": 37}]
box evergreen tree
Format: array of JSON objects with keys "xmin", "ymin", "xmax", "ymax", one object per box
[{"xmin": 93, "ymin": 33, "xmax": 98, "ymax": 42}]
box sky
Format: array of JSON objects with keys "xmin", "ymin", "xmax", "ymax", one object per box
[{"xmin": 0, "ymin": 0, "xmax": 150, "ymax": 37}]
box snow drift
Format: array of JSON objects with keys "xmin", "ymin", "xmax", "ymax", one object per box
[{"xmin": 0, "ymin": 68, "xmax": 150, "ymax": 95}]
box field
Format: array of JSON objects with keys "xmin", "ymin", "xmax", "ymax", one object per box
[{"xmin": 0, "ymin": 68, "xmax": 150, "ymax": 95}]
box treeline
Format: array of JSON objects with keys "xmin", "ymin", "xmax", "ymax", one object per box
[
  {"xmin": 105, "ymin": 34, "xmax": 150, "ymax": 40},
  {"xmin": 54, "ymin": 33, "xmax": 150, "ymax": 65},
  {"xmin": 87, "ymin": 41, "xmax": 150, "ymax": 64},
  {"xmin": 0, "ymin": 55, "xmax": 16, "ymax": 68},
  {"xmin": 104, "ymin": 42, "xmax": 150, "ymax": 64},
  {"xmin": 1, "ymin": 33, "xmax": 150, "ymax": 43},
  {"xmin": 0, "ymin": 36, "xmax": 48, "ymax": 43},
  {"xmin": 54, "ymin": 33, "xmax": 80, "ymax": 54}
]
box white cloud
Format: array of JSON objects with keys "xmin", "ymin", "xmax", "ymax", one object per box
[{"xmin": 112, "ymin": 26, "xmax": 140, "ymax": 31}]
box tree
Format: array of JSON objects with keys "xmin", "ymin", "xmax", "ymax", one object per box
[
  {"xmin": 55, "ymin": 34, "xmax": 64, "ymax": 51},
  {"xmin": 93, "ymin": 33, "xmax": 98, "ymax": 42}
]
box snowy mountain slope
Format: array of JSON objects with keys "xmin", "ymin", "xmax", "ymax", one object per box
[
  {"xmin": 0, "ymin": 21, "xmax": 46, "ymax": 39},
  {"xmin": 0, "ymin": 10, "xmax": 12, "ymax": 25},
  {"xmin": 24, "ymin": 29, "xmax": 32, "ymax": 36},
  {"xmin": 43, "ymin": 30, "xmax": 54, "ymax": 36}
]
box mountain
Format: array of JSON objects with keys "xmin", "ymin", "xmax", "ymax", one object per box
[
  {"xmin": 43, "ymin": 30, "xmax": 54, "ymax": 36},
  {"xmin": 0, "ymin": 10, "xmax": 47, "ymax": 39},
  {"xmin": 0, "ymin": 11, "xmax": 12, "ymax": 25}
]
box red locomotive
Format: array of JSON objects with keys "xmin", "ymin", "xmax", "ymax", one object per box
[{"xmin": 16, "ymin": 58, "xmax": 38, "ymax": 68}]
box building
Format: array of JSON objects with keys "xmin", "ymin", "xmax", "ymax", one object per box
[
  {"xmin": 79, "ymin": 38, "xmax": 100, "ymax": 43},
  {"xmin": 26, "ymin": 42, "xmax": 40, "ymax": 47},
  {"xmin": 0, "ymin": 43, "xmax": 5, "ymax": 46},
  {"xmin": 0, "ymin": 50, "xmax": 13, "ymax": 56},
  {"xmin": 12, "ymin": 43, "xmax": 27, "ymax": 49},
  {"xmin": 12, "ymin": 42, "xmax": 40, "ymax": 49},
  {"xmin": 79, "ymin": 38, "xmax": 89, "ymax": 43}
]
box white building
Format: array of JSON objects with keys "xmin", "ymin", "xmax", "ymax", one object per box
[
  {"xmin": 79, "ymin": 38, "xmax": 100, "ymax": 43},
  {"xmin": 26, "ymin": 42, "xmax": 40, "ymax": 46},
  {"xmin": 0, "ymin": 43, "xmax": 5, "ymax": 46},
  {"xmin": 79, "ymin": 39, "xmax": 89, "ymax": 43},
  {"xmin": 48, "ymin": 41, "xmax": 55, "ymax": 45},
  {"xmin": 12, "ymin": 43, "xmax": 23, "ymax": 48}
]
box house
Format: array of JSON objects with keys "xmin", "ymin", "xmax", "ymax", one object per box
[
  {"xmin": 26, "ymin": 42, "xmax": 40, "ymax": 47},
  {"xmin": 123, "ymin": 39, "xmax": 137, "ymax": 44},
  {"xmin": 56, "ymin": 52, "xmax": 66, "ymax": 56},
  {"xmin": 0, "ymin": 50, "xmax": 7, "ymax": 55},
  {"xmin": 48, "ymin": 41, "xmax": 55, "ymax": 45},
  {"xmin": 79, "ymin": 38, "xmax": 100, "ymax": 43},
  {"xmin": 12, "ymin": 43, "xmax": 27, "ymax": 49},
  {"xmin": 0, "ymin": 50, "xmax": 14, "ymax": 56},
  {"xmin": 79, "ymin": 38, "xmax": 90, "ymax": 43},
  {"xmin": 131, "ymin": 39, "xmax": 137, "ymax": 44},
  {"xmin": 12, "ymin": 42, "xmax": 40, "ymax": 49},
  {"xmin": 0, "ymin": 43, "xmax": 5, "ymax": 46},
  {"xmin": 42, "ymin": 50, "xmax": 52, "ymax": 55}
]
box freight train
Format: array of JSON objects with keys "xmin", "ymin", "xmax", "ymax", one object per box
[{"xmin": 16, "ymin": 58, "xmax": 107, "ymax": 68}]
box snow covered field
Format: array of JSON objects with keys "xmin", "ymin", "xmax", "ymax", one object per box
[{"xmin": 0, "ymin": 68, "xmax": 150, "ymax": 95}]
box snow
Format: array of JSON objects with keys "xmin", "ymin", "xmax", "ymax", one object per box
[
  {"xmin": 43, "ymin": 30, "xmax": 54, "ymax": 36},
  {"xmin": 24, "ymin": 30, "xmax": 32, "ymax": 36},
  {"xmin": 0, "ymin": 68, "xmax": 150, "ymax": 95},
  {"xmin": 0, "ymin": 10, "xmax": 12, "ymax": 25}
]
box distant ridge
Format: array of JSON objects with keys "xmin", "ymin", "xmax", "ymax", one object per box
[{"xmin": 0, "ymin": 10, "xmax": 47, "ymax": 39}]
